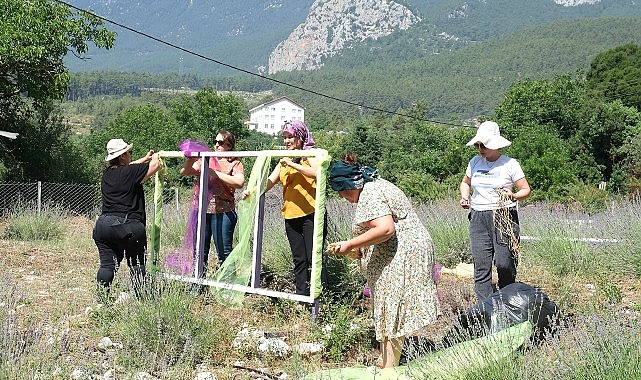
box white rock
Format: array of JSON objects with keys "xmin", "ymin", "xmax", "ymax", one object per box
[
  {"xmin": 193, "ymin": 372, "xmax": 217, "ymax": 380},
  {"xmin": 293, "ymin": 342, "xmax": 324, "ymax": 356},
  {"xmin": 70, "ymin": 368, "xmax": 88, "ymax": 380},
  {"xmin": 115, "ymin": 292, "xmax": 130, "ymax": 304},
  {"xmin": 134, "ymin": 372, "xmax": 156, "ymax": 380},
  {"xmin": 104, "ymin": 369, "xmax": 115, "ymax": 380},
  {"xmin": 258, "ymin": 337, "xmax": 290, "ymax": 357},
  {"xmin": 232, "ymin": 328, "xmax": 264, "ymax": 349},
  {"xmin": 98, "ymin": 337, "xmax": 113, "ymax": 352}
]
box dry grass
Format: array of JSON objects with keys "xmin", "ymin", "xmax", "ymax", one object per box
[{"xmin": 2, "ymin": 209, "xmax": 641, "ymax": 378}]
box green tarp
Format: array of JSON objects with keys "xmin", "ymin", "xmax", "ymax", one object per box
[{"xmin": 304, "ymin": 321, "xmax": 533, "ymax": 380}]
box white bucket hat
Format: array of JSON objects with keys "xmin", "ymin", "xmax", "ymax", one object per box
[
  {"xmin": 466, "ymin": 121, "xmax": 511, "ymax": 150},
  {"xmin": 105, "ymin": 138, "xmax": 133, "ymax": 161}
]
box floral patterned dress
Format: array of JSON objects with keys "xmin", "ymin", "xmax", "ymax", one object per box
[{"xmin": 354, "ymin": 178, "xmax": 440, "ymax": 341}]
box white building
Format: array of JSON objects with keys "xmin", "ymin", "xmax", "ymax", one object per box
[{"xmin": 245, "ymin": 96, "xmax": 305, "ymax": 135}]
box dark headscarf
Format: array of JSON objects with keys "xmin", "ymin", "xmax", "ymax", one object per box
[
  {"xmin": 282, "ymin": 120, "xmax": 315, "ymax": 150},
  {"xmin": 328, "ymin": 161, "xmax": 379, "ymax": 191}
]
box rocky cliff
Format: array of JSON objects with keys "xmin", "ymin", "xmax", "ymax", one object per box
[{"xmin": 268, "ymin": 0, "xmax": 420, "ymax": 74}]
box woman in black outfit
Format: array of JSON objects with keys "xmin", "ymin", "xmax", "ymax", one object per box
[{"xmin": 92, "ymin": 138, "xmax": 161, "ymax": 298}]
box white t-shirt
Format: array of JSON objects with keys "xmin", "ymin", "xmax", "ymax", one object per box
[{"xmin": 465, "ymin": 155, "xmax": 525, "ymax": 211}]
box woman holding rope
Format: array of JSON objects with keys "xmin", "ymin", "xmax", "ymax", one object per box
[{"xmin": 459, "ymin": 121, "xmax": 531, "ymax": 302}]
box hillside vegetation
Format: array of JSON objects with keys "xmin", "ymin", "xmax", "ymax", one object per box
[
  {"xmin": 67, "ymin": 17, "xmax": 641, "ymax": 121},
  {"xmin": 274, "ymin": 17, "xmax": 641, "ymax": 121}
]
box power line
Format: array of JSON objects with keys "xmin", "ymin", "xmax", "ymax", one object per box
[{"xmin": 56, "ymin": 0, "xmax": 471, "ymax": 128}]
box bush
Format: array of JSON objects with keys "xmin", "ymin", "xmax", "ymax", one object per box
[
  {"xmin": 313, "ymin": 303, "xmax": 372, "ymax": 362},
  {"xmin": 89, "ymin": 278, "xmax": 228, "ymax": 372},
  {"xmin": 2, "ymin": 206, "xmax": 65, "ymax": 240}
]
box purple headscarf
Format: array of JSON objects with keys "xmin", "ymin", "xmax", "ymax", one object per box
[{"xmin": 282, "ymin": 120, "xmax": 315, "ymax": 150}]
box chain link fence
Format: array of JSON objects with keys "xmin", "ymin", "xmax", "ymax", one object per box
[{"xmin": 0, "ymin": 182, "xmax": 181, "ymax": 218}]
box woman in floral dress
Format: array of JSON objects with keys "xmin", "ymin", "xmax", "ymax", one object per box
[{"xmin": 327, "ymin": 153, "xmax": 440, "ymax": 368}]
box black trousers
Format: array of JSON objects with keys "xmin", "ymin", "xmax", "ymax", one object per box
[
  {"xmin": 93, "ymin": 214, "xmax": 147, "ymax": 290},
  {"xmin": 284, "ymin": 212, "xmax": 327, "ymax": 296}
]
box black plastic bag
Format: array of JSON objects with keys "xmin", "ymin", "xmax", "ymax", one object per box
[{"xmin": 447, "ymin": 282, "xmax": 560, "ymax": 344}]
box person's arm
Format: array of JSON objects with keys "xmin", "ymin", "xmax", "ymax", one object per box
[
  {"xmin": 132, "ymin": 150, "xmax": 154, "ymax": 165},
  {"xmin": 212, "ymin": 167, "xmax": 244, "ymax": 189},
  {"xmin": 329, "ymin": 214, "xmax": 395, "ymax": 255},
  {"xmin": 179, "ymin": 158, "xmax": 199, "ymax": 177},
  {"xmin": 279, "ymin": 156, "xmax": 318, "ymax": 178},
  {"xmin": 507, "ymin": 177, "xmax": 531, "ymax": 201},
  {"xmin": 264, "ymin": 164, "xmax": 281, "ymax": 192},
  {"xmin": 460, "ymin": 175, "xmax": 471, "ymax": 209},
  {"xmin": 241, "ymin": 164, "xmax": 280, "ymax": 199},
  {"xmin": 141, "ymin": 152, "xmax": 161, "ymax": 183}
]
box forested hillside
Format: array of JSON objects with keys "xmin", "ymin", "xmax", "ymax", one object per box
[
  {"xmin": 67, "ymin": 18, "xmax": 641, "ymax": 121},
  {"xmin": 64, "ymin": 0, "xmax": 641, "ymax": 76},
  {"xmin": 271, "ymin": 17, "xmax": 641, "ymax": 121},
  {"xmin": 274, "ymin": 18, "xmax": 641, "ymax": 121}
]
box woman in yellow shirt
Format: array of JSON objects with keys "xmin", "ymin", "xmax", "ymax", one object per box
[{"xmin": 245, "ymin": 120, "xmax": 320, "ymax": 296}]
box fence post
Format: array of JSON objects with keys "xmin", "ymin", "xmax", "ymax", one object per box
[
  {"xmin": 37, "ymin": 181, "xmax": 42, "ymax": 217},
  {"xmin": 175, "ymin": 188, "xmax": 180, "ymax": 218}
]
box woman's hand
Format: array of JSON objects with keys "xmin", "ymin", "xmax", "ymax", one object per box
[
  {"xmin": 280, "ymin": 157, "xmax": 293, "ymax": 167},
  {"xmin": 326, "ymin": 241, "xmax": 362, "ymax": 259},
  {"xmin": 497, "ymin": 188, "xmax": 515, "ymax": 202}
]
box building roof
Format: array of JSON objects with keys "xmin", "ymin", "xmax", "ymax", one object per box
[{"xmin": 248, "ymin": 96, "xmax": 305, "ymax": 113}]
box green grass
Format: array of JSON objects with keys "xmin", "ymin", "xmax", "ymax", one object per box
[{"xmin": 2, "ymin": 205, "xmax": 65, "ymax": 241}]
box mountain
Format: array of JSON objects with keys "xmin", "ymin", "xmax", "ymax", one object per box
[
  {"xmin": 272, "ymin": 17, "xmax": 641, "ymax": 121},
  {"xmin": 65, "ymin": 0, "xmax": 641, "ymax": 76},
  {"xmin": 66, "ymin": 0, "xmax": 315, "ymax": 75},
  {"xmin": 64, "ymin": 1, "xmax": 641, "ymax": 120}
]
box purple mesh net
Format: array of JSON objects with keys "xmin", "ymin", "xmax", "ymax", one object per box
[
  {"xmin": 179, "ymin": 139, "xmax": 211, "ymax": 153},
  {"xmin": 165, "ymin": 139, "xmax": 218, "ymax": 275}
]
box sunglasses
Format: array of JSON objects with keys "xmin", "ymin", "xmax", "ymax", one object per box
[
  {"xmin": 473, "ymin": 142, "xmax": 487, "ymax": 149},
  {"xmin": 215, "ymin": 140, "xmax": 228, "ymax": 146}
]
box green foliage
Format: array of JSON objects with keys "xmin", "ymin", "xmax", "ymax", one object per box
[
  {"xmin": 0, "ymin": 275, "xmax": 70, "ymax": 377},
  {"xmin": 0, "ymin": 0, "xmax": 115, "ymax": 106},
  {"xmin": 90, "ymin": 280, "xmax": 226, "ymax": 371},
  {"xmin": 566, "ymin": 182, "xmax": 610, "ymax": 214},
  {"xmin": 170, "ymin": 88, "xmax": 248, "ymax": 144},
  {"xmin": 1, "ymin": 101, "xmax": 93, "ymax": 182},
  {"xmin": 496, "ymin": 64, "xmax": 641, "ymax": 200},
  {"xmin": 0, "ymin": 0, "xmax": 114, "ymax": 182},
  {"xmin": 502, "ymin": 127, "xmax": 579, "ymax": 201},
  {"xmin": 3, "ymin": 206, "xmax": 65, "ymax": 241},
  {"xmin": 586, "ymin": 43, "xmax": 641, "ymax": 111},
  {"xmin": 314, "ymin": 303, "xmax": 371, "ymax": 362},
  {"xmin": 415, "ymin": 202, "xmax": 472, "ymax": 267}
]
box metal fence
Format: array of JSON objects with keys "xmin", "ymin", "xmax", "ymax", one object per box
[{"xmin": 0, "ymin": 182, "xmax": 180, "ymax": 218}]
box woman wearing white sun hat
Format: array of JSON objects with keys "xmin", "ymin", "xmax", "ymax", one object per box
[
  {"xmin": 92, "ymin": 138, "xmax": 161, "ymax": 300},
  {"xmin": 459, "ymin": 121, "xmax": 531, "ymax": 302}
]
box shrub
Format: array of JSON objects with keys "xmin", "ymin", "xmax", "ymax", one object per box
[
  {"xmin": 313, "ymin": 303, "xmax": 372, "ymax": 362},
  {"xmin": 89, "ymin": 278, "xmax": 227, "ymax": 372},
  {"xmin": 2, "ymin": 205, "xmax": 65, "ymax": 240}
]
